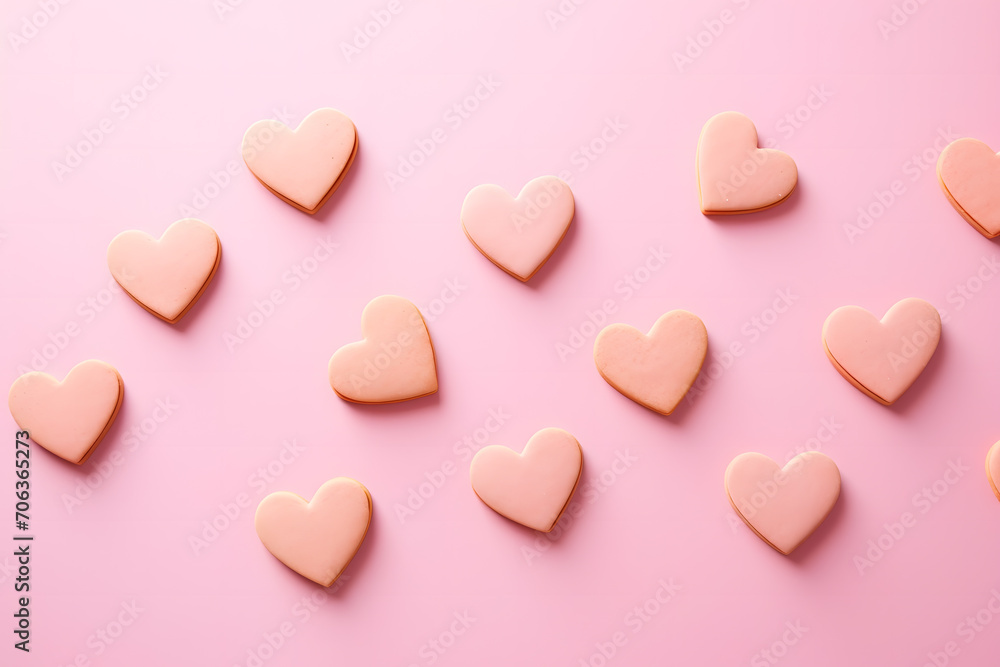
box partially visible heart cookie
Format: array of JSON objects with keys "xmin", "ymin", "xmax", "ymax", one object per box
[
  {"xmin": 461, "ymin": 175, "xmax": 575, "ymax": 282},
  {"xmin": 987, "ymin": 441, "xmax": 1000, "ymax": 503},
  {"xmin": 937, "ymin": 138, "xmax": 1000, "ymax": 238},
  {"xmin": 822, "ymin": 297, "xmax": 941, "ymax": 405},
  {"xmin": 696, "ymin": 111, "xmax": 798, "ymax": 215},
  {"xmin": 593, "ymin": 310, "xmax": 707, "ymax": 415},
  {"xmin": 725, "ymin": 451, "xmax": 841, "ymax": 555},
  {"xmin": 242, "ymin": 108, "xmax": 358, "ymax": 214},
  {"xmin": 107, "ymin": 218, "xmax": 221, "ymax": 323},
  {"xmin": 470, "ymin": 427, "xmax": 583, "ymax": 533},
  {"xmin": 328, "ymin": 295, "xmax": 437, "ymax": 404},
  {"xmin": 255, "ymin": 478, "xmax": 372, "ymax": 587},
  {"xmin": 8, "ymin": 360, "xmax": 124, "ymax": 465}
]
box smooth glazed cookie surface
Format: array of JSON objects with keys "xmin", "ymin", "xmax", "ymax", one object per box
[
  {"xmin": 822, "ymin": 297, "xmax": 941, "ymax": 405},
  {"xmin": 328, "ymin": 295, "xmax": 438, "ymax": 404},
  {"xmin": 7, "ymin": 360, "xmax": 124, "ymax": 465},
  {"xmin": 461, "ymin": 175, "xmax": 575, "ymax": 282},
  {"xmin": 242, "ymin": 108, "xmax": 358, "ymax": 214},
  {"xmin": 254, "ymin": 477, "xmax": 372, "ymax": 587},
  {"xmin": 696, "ymin": 111, "xmax": 798, "ymax": 215},
  {"xmin": 725, "ymin": 451, "xmax": 841, "ymax": 555},
  {"xmin": 107, "ymin": 218, "xmax": 221, "ymax": 323},
  {"xmin": 593, "ymin": 310, "xmax": 708, "ymax": 415},
  {"xmin": 470, "ymin": 427, "xmax": 583, "ymax": 533},
  {"xmin": 937, "ymin": 138, "xmax": 1000, "ymax": 238}
]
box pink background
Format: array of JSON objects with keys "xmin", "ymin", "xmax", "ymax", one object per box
[{"xmin": 3, "ymin": 0, "xmax": 1000, "ymax": 664}]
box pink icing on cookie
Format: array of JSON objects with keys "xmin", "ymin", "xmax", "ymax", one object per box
[
  {"xmin": 469, "ymin": 427, "xmax": 583, "ymax": 533},
  {"xmin": 107, "ymin": 218, "xmax": 221, "ymax": 323},
  {"xmin": 937, "ymin": 138, "xmax": 1000, "ymax": 238},
  {"xmin": 987, "ymin": 441, "xmax": 1000, "ymax": 503},
  {"xmin": 254, "ymin": 477, "xmax": 372, "ymax": 587},
  {"xmin": 8, "ymin": 360, "xmax": 124, "ymax": 465},
  {"xmin": 461, "ymin": 176, "xmax": 575, "ymax": 282},
  {"xmin": 242, "ymin": 108, "xmax": 358, "ymax": 214},
  {"xmin": 593, "ymin": 310, "xmax": 707, "ymax": 415},
  {"xmin": 822, "ymin": 297, "xmax": 941, "ymax": 405},
  {"xmin": 725, "ymin": 451, "xmax": 841, "ymax": 555},
  {"xmin": 696, "ymin": 111, "xmax": 798, "ymax": 215},
  {"xmin": 328, "ymin": 295, "xmax": 438, "ymax": 404}
]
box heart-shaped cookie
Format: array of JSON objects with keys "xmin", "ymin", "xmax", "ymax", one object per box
[
  {"xmin": 594, "ymin": 310, "xmax": 707, "ymax": 415},
  {"xmin": 696, "ymin": 111, "xmax": 798, "ymax": 215},
  {"xmin": 255, "ymin": 478, "xmax": 372, "ymax": 587},
  {"xmin": 987, "ymin": 441, "xmax": 1000, "ymax": 503},
  {"xmin": 725, "ymin": 451, "xmax": 841, "ymax": 555},
  {"xmin": 470, "ymin": 427, "xmax": 583, "ymax": 533},
  {"xmin": 461, "ymin": 175, "xmax": 574, "ymax": 282},
  {"xmin": 822, "ymin": 297, "xmax": 941, "ymax": 405},
  {"xmin": 937, "ymin": 138, "xmax": 1000, "ymax": 238},
  {"xmin": 107, "ymin": 218, "xmax": 221, "ymax": 323},
  {"xmin": 8, "ymin": 360, "xmax": 124, "ymax": 465},
  {"xmin": 242, "ymin": 108, "xmax": 358, "ymax": 214},
  {"xmin": 328, "ymin": 295, "xmax": 437, "ymax": 404}
]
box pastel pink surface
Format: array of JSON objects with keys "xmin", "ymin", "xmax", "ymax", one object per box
[
  {"xmin": 254, "ymin": 477, "xmax": 372, "ymax": 587},
  {"xmin": 106, "ymin": 218, "xmax": 221, "ymax": 323},
  {"xmin": 725, "ymin": 452, "xmax": 842, "ymax": 555},
  {"xmin": 988, "ymin": 442, "xmax": 1000, "ymax": 502},
  {"xmin": 5, "ymin": 1, "xmax": 1000, "ymax": 664},
  {"xmin": 696, "ymin": 111, "xmax": 798, "ymax": 214},
  {"xmin": 937, "ymin": 138, "xmax": 1000, "ymax": 238},
  {"xmin": 822, "ymin": 297, "xmax": 941, "ymax": 405},
  {"xmin": 593, "ymin": 310, "xmax": 707, "ymax": 415},
  {"xmin": 328, "ymin": 295, "xmax": 437, "ymax": 403},
  {"xmin": 7, "ymin": 360, "xmax": 123, "ymax": 464},
  {"xmin": 242, "ymin": 108, "xmax": 357, "ymax": 214},
  {"xmin": 470, "ymin": 428, "xmax": 583, "ymax": 533},
  {"xmin": 461, "ymin": 176, "xmax": 575, "ymax": 281}
]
